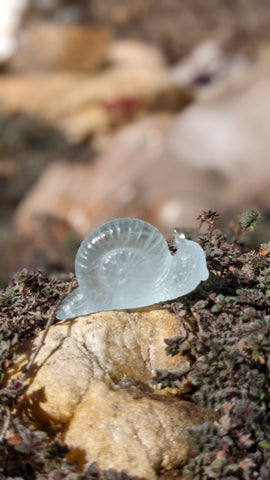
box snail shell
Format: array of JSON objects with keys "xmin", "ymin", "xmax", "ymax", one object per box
[{"xmin": 56, "ymin": 218, "xmax": 209, "ymax": 320}]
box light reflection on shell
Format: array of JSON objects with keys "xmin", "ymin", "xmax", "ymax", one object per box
[{"xmin": 57, "ymin": 218, "xmax": 209, "ymax": 320}]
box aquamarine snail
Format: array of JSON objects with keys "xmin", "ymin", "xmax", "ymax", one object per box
[{"xmin": 56, "ymin": 218, "xmax": 209, "ymax": 320}]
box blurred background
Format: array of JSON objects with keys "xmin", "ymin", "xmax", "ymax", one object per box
[{"xmin": 0, "ymin": 0, "xmax": 270, "ymax": 286}]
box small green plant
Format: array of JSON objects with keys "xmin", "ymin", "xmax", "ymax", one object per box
[
  {"xmin": 239, "ymin": 208, "xmax": 262, "ymax": 232},
  {"xmin": 153, "ymin": 209, "xmax": 270, "ymax": 479}
]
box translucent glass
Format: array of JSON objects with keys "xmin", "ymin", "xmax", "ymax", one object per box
[{"xmin": 57, "ymin": 218, "xmax": 209, "ymax": 320}]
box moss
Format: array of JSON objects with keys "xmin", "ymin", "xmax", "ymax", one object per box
[
  {"xmin": 153, "ymin": 209, "xmax": 270, "ymax": 479},
  {"xmin": 0, "ymin": 209, "xmax": 269, "ymax": 479}
]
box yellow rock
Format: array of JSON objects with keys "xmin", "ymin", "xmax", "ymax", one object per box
[
  {"xmin": 13, "ymin": 309, "xmax": 190, "ymax": 423},
  {"xmin": 10, "ymin": 308, "xmax": 214, "ymax": 478},
  {"xmin": 65, "ymin": 381, "xmax": 213, "ymax": 480}
]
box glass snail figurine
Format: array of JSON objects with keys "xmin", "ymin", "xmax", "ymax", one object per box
[{"xmin": 57, "ymin": 218, "xmax": 209, "ymax": 320}]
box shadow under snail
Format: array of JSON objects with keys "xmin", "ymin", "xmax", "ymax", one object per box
[{"xmin": 57, "ymin": 218, "xmax": 209, "ymax": 320}]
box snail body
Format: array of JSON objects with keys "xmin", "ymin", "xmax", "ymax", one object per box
[{"xmin": 57, "ymin": 218, "xmax": 209, "ymax": 320}]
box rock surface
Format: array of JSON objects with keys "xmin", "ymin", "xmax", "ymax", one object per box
[
  {"xmin": 11, "ymin": 308, "xmax": 214, "ymax": 478},
  {"xmin": 15, "ymin": 309, "xmax": 191, "ymax": 423},
  {"xmin": 11, "ymin": 23, "xmax": 112, "ymax": 72},
  {"xmin": 65, "ymin": 381, "xmax": 212, "ymax": 479}
]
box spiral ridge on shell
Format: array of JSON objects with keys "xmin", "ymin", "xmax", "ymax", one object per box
[{"xmin": 57, "ymin": 218, "xmax": 209, "ymax": 320}]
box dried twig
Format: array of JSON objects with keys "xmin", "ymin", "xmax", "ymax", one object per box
[
  {"xmin": 0, "ymin": 409, "xmax": 10, "ymax": 442},
  {"xmin": 21, "ymin": 280, "xmax": 74, "ymax": 381}
]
